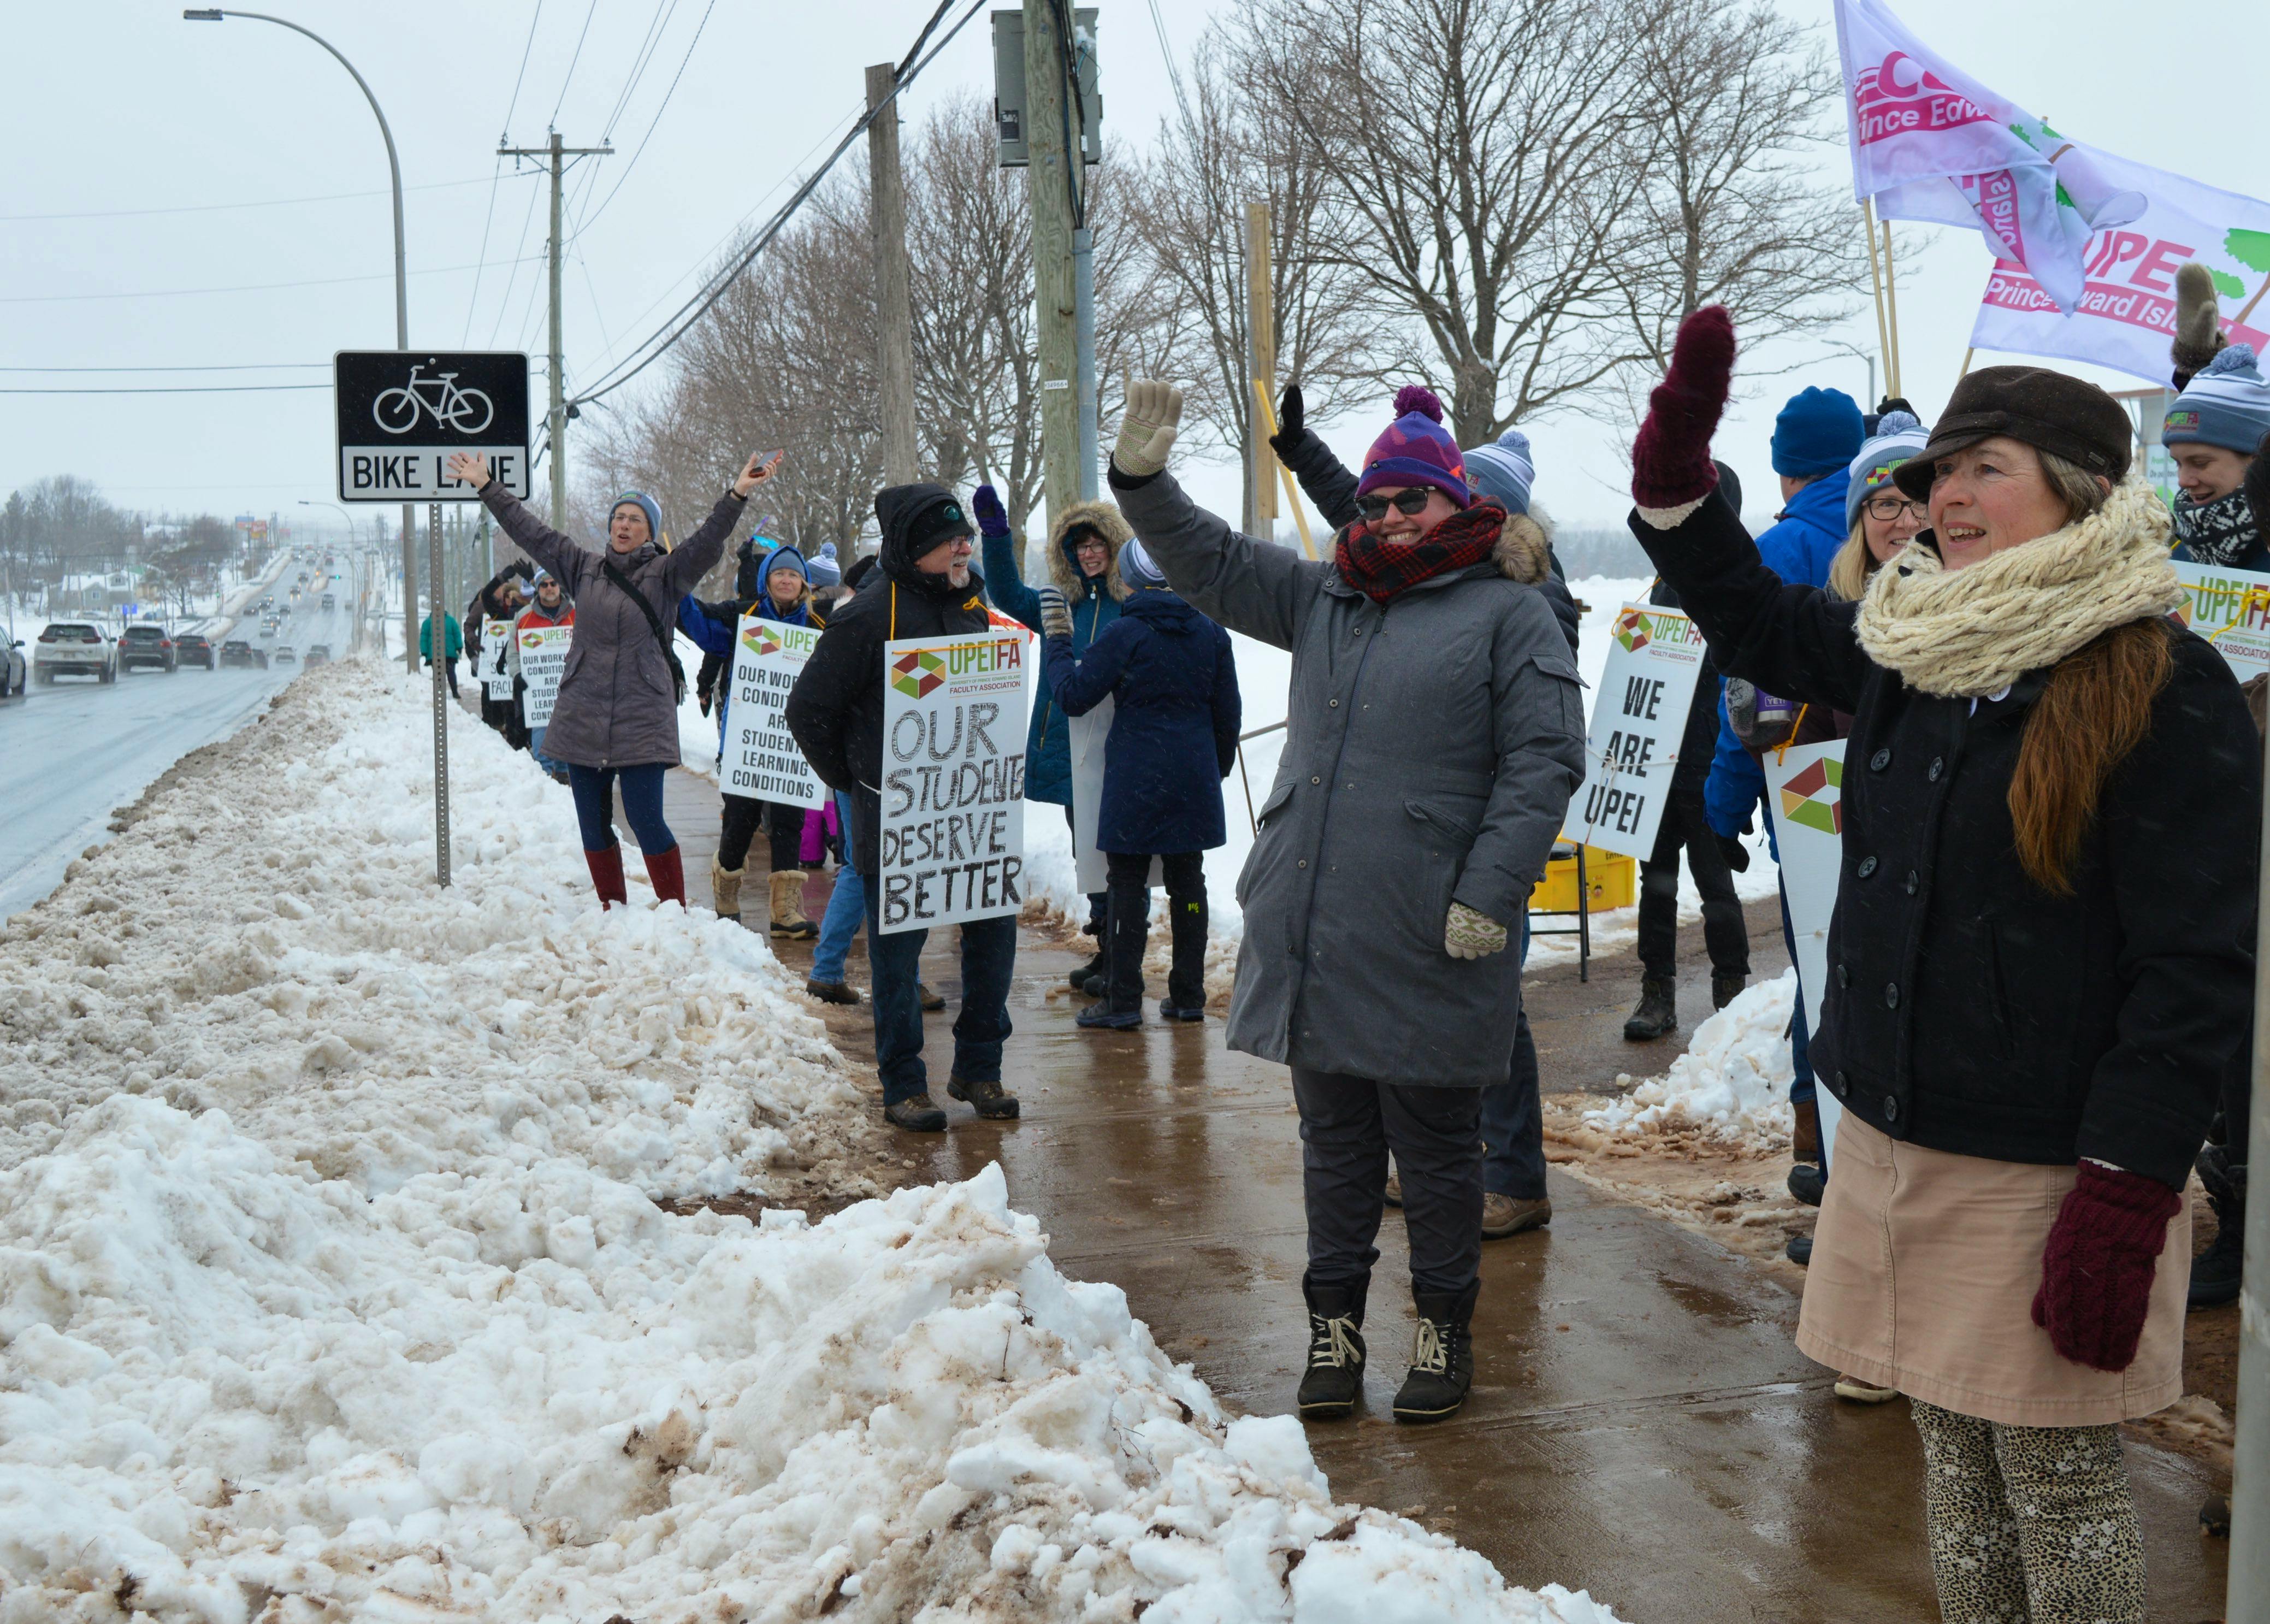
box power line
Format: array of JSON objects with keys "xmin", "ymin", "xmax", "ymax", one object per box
[
  {"xmin": 548, "ymin": 0, "xmax": 605, "ymax": 127},
  {"xmin": 0, "ymin": 383, "xmax": 331, "ymax": 395},
  {"xmin": 502, "ymin": 0, "xmax": 547, "ymax": 137},
  {"xmin": 0, "ymin": 364, "xmax": 328, "ymax": 373},
  {"xmin": 598, "ymin": 0, "xmax": 680, "ymax": 142},
  {"xmin": 0, "ymin": 176, "xmax": 494, "ymax": 224},
  {"xmin": 578, "ymin": 0, "xmax": 716, "ymax": 232},
  {"xmin": 486, "ymin": 174, "xmax": 551, "ymax": 346},
  {"xmin": 3, "ymin": 256, "xmax": 543, "ymax": 305}
]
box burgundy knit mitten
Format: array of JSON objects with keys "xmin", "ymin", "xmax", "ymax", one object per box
[
  {"xmin": 2030, "ymin": 1162, "xmax": 2183, "ymax": 1373},
  {"xmin": 1630, "ymin": 306, "xmax": 1736, "ymax": 519}
]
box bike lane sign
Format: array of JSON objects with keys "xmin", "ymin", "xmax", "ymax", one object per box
[{"xmin": 334, "ymin": 350, "xmax": 531, "ymax": 503}]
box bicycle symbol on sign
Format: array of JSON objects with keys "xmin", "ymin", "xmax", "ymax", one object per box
[{"xmin": 372, "ymin": 364, "xmax": 494, "ymax": 437}]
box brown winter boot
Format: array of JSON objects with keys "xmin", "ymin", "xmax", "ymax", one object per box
[
  {"xmin": 770, "ymin": 870, "xmax": 817, "ymax": 939},
  {"xmin": 1623, "ymin": 976, "xmax": 1678, "ymax": 1041},
  {"xmin": 711, "ymin": 858, "xmax": 744, "ymax": 922},
  {"xmin": 1792, "ymin": 1097, "xmax": 1822, "ymax": 1164}
]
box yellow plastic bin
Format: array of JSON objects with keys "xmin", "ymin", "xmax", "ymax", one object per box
[{"xmin": 1529, "ymin": 844, "xmax": 1635, "ymax": 914}]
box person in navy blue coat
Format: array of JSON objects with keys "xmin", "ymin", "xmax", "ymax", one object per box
[{"xmin": 1041, "ymin": 538, "xmax": 1241, "ymax": 1028}]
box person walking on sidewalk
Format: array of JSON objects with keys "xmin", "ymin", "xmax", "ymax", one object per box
[
  {"xmin": 676, "ymin": 541, "xmax": 825, "ymax": 934},
  {"xmin": 509, "ymin": 571, "xmax": 575, "ymax": 782},
  {"xmin": 976, "ymin": 482, "xmax": 1130, "ymax": 993},
  {"xmin": 1039, "ymin": 536, "xmax": 1240, "ymax": 1029},
  {"xmin": 1628, "ymin": 309, "xmax": 2256, "ymax": 1624},
  {"xmin": 1109, "ymin": 380, "xmax": 1586, "ymax": 1426},
  {"xmin": 418, "ymin": 609, "xmax": 463, "ymax": 699},
  {"xmin": 1268, "ymin": 387, "xmax": 1574, "ymax": 1243},
  {"xmin": 446, "ymin": 447, "xmax": 777, "ymax": 910},
  {"xmin": 785, "ymin": 485, "xmax": 1021, "ymax": 1132}
]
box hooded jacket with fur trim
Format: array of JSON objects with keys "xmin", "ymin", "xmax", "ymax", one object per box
[{"xmin": 983, "ymin": 498, "xmax": 1134, "ymax": 806}]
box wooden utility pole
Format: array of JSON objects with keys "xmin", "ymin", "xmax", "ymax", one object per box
[
  {"xmin": 499, "ymin": 132, "xmax": 611, "ymax": 527},
  {"xmin": 1246, "ymin": 202, "xmax": 1277, "ymax": 540},
  {"xmin": 866, "ymin": 63, "xmax": 921, "ymax": 486},
  {"xmin": 1025, "ymin": 0, "xmax": 1079, "ymax": 523}
]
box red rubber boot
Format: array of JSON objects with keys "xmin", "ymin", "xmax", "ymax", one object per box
[
  {"xmin": 584, "ymin": 845, "xmax": 629, "ymax": 910},
  {"xmin": 643, "ymin": 844, "xmax": 687, "ymax": 908}
]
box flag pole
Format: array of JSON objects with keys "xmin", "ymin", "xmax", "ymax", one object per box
[
  {"xmin": 1881, "ymin": 216, "xmax": 1904, "ymax": 400},
  {"xmin": 1958, "ymin": 347, "xmax": 1976, "ymax": 380},
  {"xmin": 1863, "ymin": 197, "xmax": 1893, "ymax": 401}
]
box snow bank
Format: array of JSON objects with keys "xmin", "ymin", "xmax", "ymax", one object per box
[
  {"xmin": 1584, "ymin": 970, "xmax": 1798, "ymax": 1143},
  {"xmin": 0, "ymin": 662, "xmax": 1629, "ymax": 1622}
]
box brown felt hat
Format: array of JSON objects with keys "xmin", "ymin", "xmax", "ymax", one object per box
[{"xmin": 1891, "ymin": 365, "xmax": 2133, "ymax": 500}]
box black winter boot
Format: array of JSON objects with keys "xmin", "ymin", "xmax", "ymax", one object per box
[
  {"xmin": 1068, "ymin": 950, "xmax": 1107, "ymax": 991},
  {"xmin": 1711, "ymin": 972, "xmax": 1746, "ymax": 1011},
  {"xmin": 1392, "ymin": 1280, "xmax": 1479, "ymax": 1424},
  {"xmin": 1162, "ymin": 888, "xmax": 1208, "ymax": 1019},
  {"xmin": 1623, "ymin": 976, "xmax": 1678, "ymax": 1041},
  {"xmin": 1296, "ymin": 1274, "xmax": 1368, "ymax": 1420},
  {"xmin": 2191, "ymin": 1143, "xmax": 2246, "ymax": 1310}
]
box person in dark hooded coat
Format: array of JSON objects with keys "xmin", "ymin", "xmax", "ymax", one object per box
[{"xmin": 1041, "ymin": 537, "xmax": 1240, "ymax": 1029}]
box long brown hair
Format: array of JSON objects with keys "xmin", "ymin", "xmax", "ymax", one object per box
[{"xmin": 2007, "ymin": 451, "xmax": 2172, "ymax": 894}]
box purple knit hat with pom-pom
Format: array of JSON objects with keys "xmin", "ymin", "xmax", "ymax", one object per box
[{"xmin": 1355, "ymin": 385, "xmax": 1471, "ymax": 507}]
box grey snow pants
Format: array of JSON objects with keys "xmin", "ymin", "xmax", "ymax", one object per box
[{"xmin": 1293, "ymin": 1068, "xmax": 1484, "ymax": 1298}]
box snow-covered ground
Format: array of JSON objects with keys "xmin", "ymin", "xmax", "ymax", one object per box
[
  {"xmin": 0, "ymin": 663, "xmax": 1627, "ymax": 1623},
  {"xmin": 1583, "ymin": 970, "xmax": 1798, "ymax": 1145}
]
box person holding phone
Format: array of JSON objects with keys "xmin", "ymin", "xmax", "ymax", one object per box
[{"xmin": 445, "ymin": 447, "xmax": 779, "ymax": 910}]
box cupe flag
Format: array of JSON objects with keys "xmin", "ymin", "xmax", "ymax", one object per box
[{"xmin": 1833, "ymin": 0, "xmax": 2146, "ymax": 314}]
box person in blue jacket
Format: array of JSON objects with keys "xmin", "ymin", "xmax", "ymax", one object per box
[
  {"xmin": 974, "ymin": 482, "xmax": 1131, "ymax": 990},
  {"xmin": 1039, "ymin": 538, "xmax": 1241, "ymax": 1029},
  {"xmin": 677, "ymin": 542, "xmax": 824, "ymax": 936},
  {"xmin": 1700, "ymin": 385, "xmax": 1863, "ymax": 1195}
]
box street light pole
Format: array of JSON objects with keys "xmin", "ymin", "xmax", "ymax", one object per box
[{"xmin": 184, "ymin": 8, "xmax": 416, "ymax": 676}]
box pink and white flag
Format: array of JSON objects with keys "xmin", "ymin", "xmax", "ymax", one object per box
[{"xmin": 1834, "ymin": 0, "xmax": 2146, "ymax": 312}]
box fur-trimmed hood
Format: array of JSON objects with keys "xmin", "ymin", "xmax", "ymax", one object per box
[{"xmin": 1047, "ymin": 499, "xmax": 1133, "ymax": 605}]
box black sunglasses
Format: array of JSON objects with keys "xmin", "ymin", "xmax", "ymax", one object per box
[{"xmin": 1355, "ymin": 490, "xmax": 1434, "ymax": 521}]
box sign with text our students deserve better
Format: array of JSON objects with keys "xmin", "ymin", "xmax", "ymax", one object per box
[
  {"xmin": 878, "ymin": 629, "xmax": 1032, "ymax": 933},
  {"xmin": 2172, "ymin": 560, "xmax": 2270, "ymax": 681},
  {"xmin": 517, "ymin": 624, "xmax": 571, "ymax": 727},
  {"xmin": 1566, "ymin": 603, "xmax": 1706, "ymax": 860},
  {"xmin": 725, "ymin": 616, "xmax": 824, "ymax": 807}
]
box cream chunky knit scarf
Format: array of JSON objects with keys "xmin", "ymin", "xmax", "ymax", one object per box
[{"xmin": 1854, "ymin": 477, "xmax": 2183, "ymax": 699}]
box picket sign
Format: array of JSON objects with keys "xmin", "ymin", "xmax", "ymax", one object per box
[
  {"xmin": 1069, "ymin": 696, "xmax": 1161, "ymax": 896},
  {"xmin": 1763, "ymin": 739, "xmax": 1849, "ymax": 1167},
  {"xmin": 724, "ymin": 616, "xmax": 825, "ymax": 806},
  {"xmin": 1564, "ymin": 602, "xmax": 1706, "ymax": 860},
  {"xmin": 2171, "ymin": 561, "xmax": 2270, "ymax": 682},
  {"xmin": 878, "ymin": 628, "xmax": 1032, "ymax": 934},
  {"xmin": 516, "ymin": 624, "xmax": 571, "ymax": 727},
  {"xmin": 480, "ymin": 621, "xmax": 515, "ymax": 699}
]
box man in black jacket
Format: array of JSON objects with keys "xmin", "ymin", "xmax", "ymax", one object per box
[{"xmin": 786, "ymin": 483, "xmax": 1022, "ymax": 1133}]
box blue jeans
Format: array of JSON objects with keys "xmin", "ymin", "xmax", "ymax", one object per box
[
  {"xmin": 812, "ymin": 795, "xmax": 865, "ymax": 984},
  {"xmin": 863, "ymin": 889, "xmax": 1017, "ymax": 1106},
  {"xmin": 566, "ymin": 763, "xmax": 673, "ymax": 854},
  {"xmin": 1479, "ymin": 915, "xmax": 1547, "ymax": 1199},
  {"xmin": 529, "ymin": 725, "xmax": 565, "ymax": 776}
]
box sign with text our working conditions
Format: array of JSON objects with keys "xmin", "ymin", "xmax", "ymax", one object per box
[
  {"xmin": 334, "ymin": 351, "xmax": 531, "ymax": 503},
  {"xmin": 1566, "ymin": 602, "xmax": 1706, "ymax": 860}
]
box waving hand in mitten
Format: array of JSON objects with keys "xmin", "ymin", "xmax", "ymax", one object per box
[{"xmin": 1631, "ymin": 306, "xmax": 1736, "ymax": 527}]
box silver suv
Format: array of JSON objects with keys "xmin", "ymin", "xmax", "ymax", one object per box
[{"xmin": 34, "ymin": 622, "xmax": 116, "ymax": 685}]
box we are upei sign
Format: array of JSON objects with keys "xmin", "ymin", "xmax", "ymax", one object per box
[{"xmin": 334, "ymin": 350, "xmax": 531, "ymax": 503}]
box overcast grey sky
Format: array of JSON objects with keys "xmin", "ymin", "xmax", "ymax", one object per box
[{"xmin": 5, "ymin": 0, "xmax": 2268, "ymax": 541}]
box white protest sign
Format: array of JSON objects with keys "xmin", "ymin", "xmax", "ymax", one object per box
[
  {"xmin": 879, "ymin": 629, "xmax": 1032, "ymax": 934},
  {"xmin": 724, "ymin": 615, "xmax": 824, "ymax": 807},
  {"xmin": 480, "ymin": 619, "xmax": 515, "ymax": 698},
  {"xmin": 517, "ymin": 623, "xmax": 571, "ymax": 727},
  {"xmin": 1566, "ymin": 603, "xmax": 1705, "ymax": 860},
  {"xmin": 1068, "ymin": 697, "xmax": 1160, "ymax": 895},
  {"xmin": 2171, "ymin": 560, "xmax": 2270, "ymax": 682},
  {"xmin": 1763, "ymin": 740, "xmax": 1849, "ymax": 1168}
]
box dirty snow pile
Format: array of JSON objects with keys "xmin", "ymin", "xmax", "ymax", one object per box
[
  {"xmin": 1585, "ymin": 970, "xmax": 1798, "ymax": 1144},
  {"xmin": 0, "ymin": 663, "xmax": 1628, "ymax": 1622}
]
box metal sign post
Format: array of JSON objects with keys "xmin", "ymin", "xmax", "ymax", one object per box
[{"xmin": 428, "ymin": 501, "xmax": 451, "ymax": 887}]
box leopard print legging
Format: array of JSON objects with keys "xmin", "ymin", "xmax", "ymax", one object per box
[{"xmin": 1909, "ymin": 1398, "xmax": 2145, "ymax": 1623}]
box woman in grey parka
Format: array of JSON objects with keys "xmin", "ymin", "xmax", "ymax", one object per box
[{"xmin": 1106, "ymin": 381, "xmax": 1586, "ymax": 1426}]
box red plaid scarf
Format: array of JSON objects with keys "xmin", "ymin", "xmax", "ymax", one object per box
[{"xmin": 1333, "ymin": 502, "xmax": 1505, "ymax": 604}]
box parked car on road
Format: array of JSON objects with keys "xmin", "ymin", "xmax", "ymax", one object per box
[
  {"xmin": 34, "ymin": 622, "xmax": 115, "ymax": 684},
  {"xmin": 118, "ymin": 624, "xmax": 178, "ymax": 674},
  {"xmin": 273, "ymin": 645, "xmax": 297, "ymax": 665},
  {"xmin": 219, "ymin": 639, "xmax": 268, "ymax": 670},
  {"xmin": 304, "ymin": 643, "xmax": 331, "ymax": 669},
  {"xmin": 175, "ymin": 632, "xmax": 215, "ymax": 670},
  {"xmin": 0, "ymin": 633, "xmax": 25, "ymax": 696}
]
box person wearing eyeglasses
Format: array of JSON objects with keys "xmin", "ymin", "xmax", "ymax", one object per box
[
  {"xmin": 1830, "ymin": 412, "xmax": 1933, "ymax": 601},
  {"xmin": 1106, "ymin": 380, "xmax": 1585, "ymax": 1427}
]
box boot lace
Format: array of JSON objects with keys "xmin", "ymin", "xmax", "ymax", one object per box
[
  {"xmin": 1308, "ymin": 1312, "xmax": 1360, "ymax": 1369},
  {"xmin": 1410, "ymin": 1316, "xmax": 1447, "ymax": 1375}
]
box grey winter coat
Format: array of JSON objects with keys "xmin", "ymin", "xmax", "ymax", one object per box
[
  {"xmin": 1110, "ymin": 466, "xmax": 1587, "ymax": 1087},
  {"xmin": 478, "ymin": 483, "xmax": 742, "ymax": 769}
]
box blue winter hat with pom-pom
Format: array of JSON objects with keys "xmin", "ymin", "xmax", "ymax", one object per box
[
  {"xmin": 1355, "ymin": 385, "xmax": 1471, "ymax": 508},
  {"xmin": 807, "ymin": 540, "xmax": 842, "ymax": 588},
  {"xmin": 1845, "ymin": 409, "xmax": 1931, "ymax": 527},
  {"xmin": 1464, "ymin": 427, "xmax": 1535, "ymax": 514},
  {"xmin": 2165, "ymin": 345, "xmax": 2270, "ymax": 456}
]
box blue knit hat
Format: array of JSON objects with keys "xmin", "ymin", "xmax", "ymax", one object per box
[
  {"xmin": 2165, "ymin": 346, "xmax": 2270, "ymax": 457},
  {"xmin": 610, "ymin": 491, "xmax": 663, "ymax": 545},
  {"xmin": 1771, "ymin": 387, "xmax": 1866, "ymax": 477},
  {"xmin": 1355, "ymin": 386, "xmax": 1472, "ymax": 508},
  {"xmin": 1845, "ymin": 410, "xmax": 1931, "ymax": 527},
  {"xmin": 1464, "ymin": 427, "xmax": 1535, "ymax": 515},
  {"xmin": 1119, "ymin": 536, "xmax": 1167, "ymax": 589},
  {"xmin": 808, "ymin": 541, "xmax": 841, "ymax": 588},
  {"xmin": 760, "ymin": 544, "xmax": 810, "ymax": 585}
]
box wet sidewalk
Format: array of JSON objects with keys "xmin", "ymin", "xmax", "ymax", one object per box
[{"xmin": 661, "ymin": 770, "xmax": 2227, "ymax": 1622}]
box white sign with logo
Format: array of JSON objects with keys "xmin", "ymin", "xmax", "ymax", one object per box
[
  {"xmin": 1764, "ymin": 740, "xmax": 1849, "ymax": 1167},
  {"xmin": 2172, "ymin": 560, "xmax": 2270, "ymax": 682},
  {"xmin": 517, "ymin": 623, "xmax": 571, "ymax": 727},
  {"xmin": 724, "ymin": 615, "xmax": 824, "ymax": 807},
  {"xmin": 878, "ymin": 629, "xmax": 1032, "ymax": 934},
  {"xmin": 1069, "ymin": 698, "xmax": 1160, "ymax": 895},
  {"xmin": 480, "ymin": 618, "xmax": 515, "ymax": 699},
  {"xmin": 1566, "ymin": 602, "xmax": 1705, "ymax": 861}
]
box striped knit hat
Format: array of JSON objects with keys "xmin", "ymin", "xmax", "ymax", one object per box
[{"xmin": 2165, "ymin": 345, "xmax": 2270, "ymax": 456}]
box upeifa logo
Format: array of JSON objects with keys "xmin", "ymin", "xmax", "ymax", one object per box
[
  {"xmin": 519, "ymin": 629, "xmax": 545, "ymax": 649},
  {"xmin": 741, "ymin": 623, "xmax": 783, "ymax": 658},
  {"xmin": 1780, "ymin": 755, "xmax": 1844, "ymax": 837},
  {"xmin": 1614, "ymin": 609, "xmax": 1653, "ymax": 653},
  {"xmin": 892, "ymin": 649, "xmax": 946, "ymax": 698},
  {"xmin": 1614, "ymin": 607, "xmax": 1697, "ymax": 653},
  {"xmin": 1853, "ymin": 50, "xmax": 1994, "ymax": 146}
]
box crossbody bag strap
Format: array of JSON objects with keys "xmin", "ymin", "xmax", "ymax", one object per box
[{"xmin": 600, "ymin": 558, "xmax": 686, "ymax": 701}]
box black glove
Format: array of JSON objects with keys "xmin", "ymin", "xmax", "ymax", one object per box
[
  {"xmin": 698, "ymin": 687, "xmax": 714, "ymax": 717},
  {"xmin": 1716, "ymin": 831, "xmax": 1751, "ymax": 873},
  {"xmin": 1269, "ymin": 382, "xmax": 1304, "ymax": 458}
]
